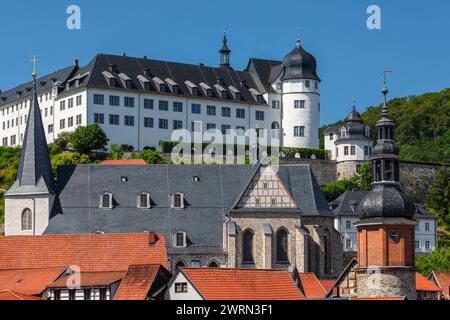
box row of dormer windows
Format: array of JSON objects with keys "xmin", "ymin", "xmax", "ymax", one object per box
[{"xmin": 99, "ymin": 192, "xmax": 185, "ymax": 209}]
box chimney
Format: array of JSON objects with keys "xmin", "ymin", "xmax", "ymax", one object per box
[
  {"xmin": 122, "ymin": 53, "xmax": 127, "ymax": 57},
  {"xmin": 73, "ymin": 58, "xmax": 79, "ymax": 66},
  {"xmin": 143, "ymin": 55, "xmax": 148, "ymax": 59}
]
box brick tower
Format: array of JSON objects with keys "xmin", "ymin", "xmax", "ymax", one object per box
[{"xmin": 354, "ymin": 82, "xmax": 417, "ymax": 299}]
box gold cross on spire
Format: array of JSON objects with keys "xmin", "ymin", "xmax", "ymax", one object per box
[{"xmin": 31, "ymin": 54, "xmax": 39, "ymax": 79}]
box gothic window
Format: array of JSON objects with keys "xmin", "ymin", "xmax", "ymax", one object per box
[
  {"xmin": 208, "ymin": 261, "xmax": 219, "ymax": 268},
  {"xmin": 100, "ymin": 193, "xmax": 113, "ymax": 209},
  {"xmin": 276, "ymin": 228, "xmax": 289, "ymax": 263},
  {"xmin": 21, "ymin": 208, "xmax": 32, "ymax": 231},
  {"xmin": 172, "ymin": 193, "xmax": 184, "ymax": 209},
  {"xmin": 242, "ymin": 230, "xmax": 254, "ymax": 264},
  {"xmin": 137, "ymin": 193, "xmax": 151, "ymax": 209}
]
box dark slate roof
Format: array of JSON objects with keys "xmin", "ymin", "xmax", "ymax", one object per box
[
  {"xmin": 45, "ymin": 164, "xmax": 332, "ymax": 255},
  {"xmin": 330, "ymin": 190, "xmax": 436, "ymax": 219},
  {"xmin": 0, "ymin": 66, "xmax": 77, "ymax": 107},
  {"xmin": 59, "ymin": 54, "xmax": 267, "ymax": 106},
  {"xmin": 6, "ymin": 79, "xmax": 54, "ymax": 195},
  {"xmin": 324, "ymin": 106, "xmax": 370, "ymax": 140},
  {"xmin": 280, "ymin": 40, "xmax": 320, "ymax": 81},
  {"xmin": 246, "ymin": 58, "xmax": 282, "ymax": 94}
]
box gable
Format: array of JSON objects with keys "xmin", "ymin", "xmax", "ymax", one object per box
[{"xmin": 235, "ymin": 166, "xmax": 297, "ymax": 209}]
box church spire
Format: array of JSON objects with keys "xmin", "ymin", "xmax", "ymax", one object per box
[{"xmin": 8, "ymin": 56, "xmax": 54, "ymax": 195}]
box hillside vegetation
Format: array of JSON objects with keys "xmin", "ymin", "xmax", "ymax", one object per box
[{"xmin": 321, "ymin": 88, "xmax": 450, "ymax": 164}]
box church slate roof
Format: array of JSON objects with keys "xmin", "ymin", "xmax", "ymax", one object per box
[
  {"xmin": 6, "ymin": 79, "xmax": 54, "ymax": 196},
  {"xmin": 45, "ymin": 164, "xmax": 333, "ymax": 255}
]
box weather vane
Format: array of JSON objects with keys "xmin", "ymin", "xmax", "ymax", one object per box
[
  {"xmin": 383, "ymin": 70, "xmax": 393, "ymax": 85},
  {"xmin": 31, "ymin": 54, "xmax": 39, "ymax": 79}
]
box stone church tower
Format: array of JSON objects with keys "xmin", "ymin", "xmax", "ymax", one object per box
[
  {"xmin": 5, "ymin": 69, "xmax": 55, "ymax": 236},
  {"xmin": 354, "ymin": 83, "xmax": 417, "ymax": 299}
]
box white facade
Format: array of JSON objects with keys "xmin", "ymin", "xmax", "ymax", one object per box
[
  {"xmin": 415, "ymin": 218, "xmax": 438, "ymax": 253},
  {"xmin": 0, "ymin": 87, "xmax": 301, "ymax": 151},
  {"xmin": 165, "ymin": 272, "xmax": 203, "ymax": 300},
  {"xmin": 335, "ymin": 215, "xmax": 437, "ymax": 254},
  {"xmin": 325, "ymin": 133, "xmax": 372, "ymax": 162},
  {"xmin": 278, "ymin": 79, "xmax": 320, "ymax": 149}
]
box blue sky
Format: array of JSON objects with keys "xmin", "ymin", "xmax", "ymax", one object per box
[{"xmin": 0, "ymin": 0, "xmax": 449, "ymax": 125}]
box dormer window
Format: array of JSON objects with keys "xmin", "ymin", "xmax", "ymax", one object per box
[
  {"xmin": 206, "ymin": 89, "xmax": 213, "ymax": 97},
  {"xmin": 192, "ymin": 175, "xmax": 200, "ymax": 182},
  {"xmin": 120, "ymin": 176, "xmax": 128, "ymax": 183},
  {"xmin": 341, "ymin": 128, "xmax": 347, "ymax": 138},
  {"xmin": 137, "ymin": 193, "xmax": 151, "ymax": 209},
  {"xmin": 172, "ymin": 193, "xmax": 184, "ymax": 209},
  {"xmin": 174, "ymin": 232, "xmax": 187, "ymax": 247},
  {"xmin": 125, "ymin": 80, "xmax": 132, "ymax": 89},
  {"xmin": 100, "ymin": 193, "xmax": 113, "ymax": 209}
]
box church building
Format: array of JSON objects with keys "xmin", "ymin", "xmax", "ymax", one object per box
[{"xmin": 4, "ymin": 68, "xmax": 342, "ymax": 277}]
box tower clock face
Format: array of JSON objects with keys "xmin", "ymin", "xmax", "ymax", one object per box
[{"xmin": 388, "ymin": 231, "xmax": 400, "ymax": 243}]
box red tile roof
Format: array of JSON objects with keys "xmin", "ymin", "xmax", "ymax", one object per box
[
  {"xmin": 298, "ymin": 273, "xmax": 328, "ymax": 299},
  {"xmin": 181, "ymin": 268, "xmax": 304, "ymax": 300},
  {"xmin": 431, "ymin": 272, "xmax": 450, "ymax": 299},
  {"xmin": 0, "ymin": 268, "xmax": 66, "ymax": 295},
  {"xmin": 48, "ymin": 271, "xmax": 125, "ymax": 288},
  {"xmin": 416, "ymin": 273, "xmax": 442, "ymax": 292},
  {"xmin": 350, "ymin": 296, "xmax": 406, "ymax": 300},
  {"xmin": 0, "ymin": 290, "xmax": 43, "ymax": 300},
  {"xmin": 100, "ymin": 159, "xmax": 147, "ymax": 165},
  {"xmin": 319, "ymin": 279, "xmax": 336, "ymax": 294},
  {"xmin": 114, "ymin": 264, "xmax": 161, "ymax": 300},
  {"xmin": 0, "ymin": 233, "xmax": 168, "ymax": 272}
]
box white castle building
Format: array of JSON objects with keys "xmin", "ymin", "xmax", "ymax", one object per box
[
  {"xmin": 323, "ymin": 105, "xmax": 373, "ymax": 163},
  {"xmin": 0, "ymin": 34, "xmax": 321, "ymax": 151}
]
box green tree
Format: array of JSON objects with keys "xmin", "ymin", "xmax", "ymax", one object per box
[
  {"xmin": 320, "ymin": 180, "xmax": 355, "ymax": 202},
  {"xmin": 128, "ymin": 150, "xmax": 165, "ymax": 164},
  {"xmin": 426, "ymin": 167, "xmax": 450, "ymax": 225},
  {"xmin": 51, "ymin": 152, "xmax": 91, "ymax": 177},
  {"xmin": 108, "ymin": 144, "xmax": 125, "ymax": 160},
  {"xmin": 416, "ymin": 247, "xmax": 450, "ymax": 276},
  {"xmin": 354, "ymin": 162, "xmax": 373, "ymax": 191},
  {"xmin": 53, "ymin": 132, "xmax": 71, "ymax": 151},
  {"xmin": 68, "ymin": 124, "xmax": 109, "ymax": 155}
]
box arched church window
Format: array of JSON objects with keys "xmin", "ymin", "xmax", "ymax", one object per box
[
  {"xmin": 276, "ymin": 228, "xmax": 289, "ymax": 263},
  {"xmin": 21, "ymin": 208, "xmax": 32, "ymax": 231},
  {"xmin": 242, "ymin": 229, "xmax": 254, "ymax": 264},
  {"xmin": 208, "ymin": 261, "xmax": 219, "ymax": 268}
]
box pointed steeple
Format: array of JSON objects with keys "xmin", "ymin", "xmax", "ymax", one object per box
[
  {"xmin": 219, "ymin": 29, "xmax": 231, "ymax": 68},
  {"xmin": 7, "ymin": 58, "xmax": 54, "ymax": 195}
]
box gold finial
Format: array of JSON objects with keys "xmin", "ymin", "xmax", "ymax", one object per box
[{"xmin": 31, "ymin": 54, "xmax": 39, "ymax": 79}]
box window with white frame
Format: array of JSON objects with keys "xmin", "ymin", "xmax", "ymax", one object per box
[
  {"xmin": 21, "ymin": 208, "xmax": 32, "ymax": 231},
  {"xmin": 100, "ymin": 193, "xmax": 113, "ymax": 209},
  {"xmin": 425, "ymin": 240, "xmax": 431, "ymax": 250},
  {"xmin": 345, "ymin": 238, "xmax": 352, "ymax": 249},
  {"xmin": 415, "ymin": 241, "xmax": 420, "ymax": 250},
  {"xmin": 137, "ymin": 193, "xmax": 151, "ymax": 209},
  {"xmin": 346, "ymin": 220, "xmax": 352, "ymax": 230},
  {"xmin": 94, "ymin": 94, "xmax": 104, "ymax": 105},
  {"xmin": 294, "ymin": 100, "xmax": 305, "ymax": 109},
  {"xmin": 425, "ymin": 222, "xmax": 430, "ymax": 231},
  {"xmin": 175, "ymin": 282, "xmax": 188, "ymax": 293},
  {"xmin": 294, "ymin": 126, "xmax": 305, "ymax": 137},
  {"xmin": 174, "ymin": 232, "xmax": 187, "ymax": 247},
  {"xmin": 172, "ymin": 193, "xmax": 184, "ymax": 209}
]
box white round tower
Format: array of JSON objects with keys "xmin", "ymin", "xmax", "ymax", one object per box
[{"xmin": 279, "ymin": 39, "xmax": 321, "ymax": 149}]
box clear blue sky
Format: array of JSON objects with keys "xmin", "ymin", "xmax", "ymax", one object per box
[{"xmin": 1, "ymin": 0, "xmax": 449, "ymax": 125}]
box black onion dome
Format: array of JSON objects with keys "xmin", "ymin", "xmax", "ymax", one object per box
[
  {"xmin": 281, "ymin": 40, "xmax": 320, "ymax": 81},
  {"xmin": 359, "ymin": 185, "xmax": 416, "ymax": 219},
  {"xmin": 347, "ymin": 106, "xmax": 363, "ymax": 123}
]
